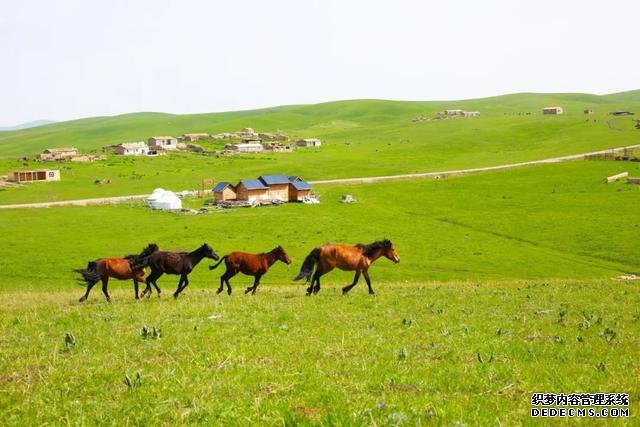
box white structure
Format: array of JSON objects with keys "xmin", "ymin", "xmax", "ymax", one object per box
[
  {"xmin": 296, "ymin": 138, "xmax": 322, "ymax": 147},
  {"xmin": 115, "ymin": 141, "xmax": 149, "ymax": 156},
  {"xmin": 542, "ymin": 106, "xmax": 564, "ymax": 115},
  {"xmin": 148, "ymin": 136, "xmax": 178, "ymax": 150},
  {"xmin": 226, "ymin": 143, "xmax": 264, "ymax": 153},
  {"xmin": 147, "ymin": 188, "xmax": 182, "ymax": 210}
]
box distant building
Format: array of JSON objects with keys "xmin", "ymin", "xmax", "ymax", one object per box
[
  {"xmin": 262, "ymin": 142, "xmax": 292, "ymax": 153},
  {"xmin": 114, "ymin": 141, "xmax": 149, "ymax": 156},
  {"xmin": 182, "ymin": 133, "xmax": 210, "ymax": 142},
  {"xmin": 236, "ymin": 179, "xmax": 269, "ymax": 202},
  {"xmin": 38, "ymin": 148, "xmax": 79, "ymax": 161},
  {"xmin": 584, "ymin": 109, "xmax": 594, "ymax": 115},
  {"xmin": 226, "ymin": 143, "xmax": 264, "ymax": 153},
  {"xmin": 463, "ymin": 111, "xmax": 480, "ymax": 117},
  {"xmin": 212, "ymin": 182, "xmax": 237, "ymax": 201},
  {"xmin": 8, "ymin": 169, "xmax": 60, "ymax": 183},
  {"xmin": 542, "ymin": 106, "xmax": 564, "ymax": 115},
  {"xmin": 148, "ymin": 136, "xmax": 178, "ymax": 150},
  {"xmin": 259, "ymin": 174, "xmax": 291, "ymax": 201},
  {"xmin": 296, "ymin": 138, "xmax": 322, "ymax": 147},
  {"xmin": 609, "ymin": 111, "xmax": 634, "ymax": 116},
  {"xmin": 443, "ymin": 109, "xmax": 465, "ymax": 116}
]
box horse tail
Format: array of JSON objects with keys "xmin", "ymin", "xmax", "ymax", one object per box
[
  {"xmin": 293, "ymin": 248, "xmax": 320, "ymax": 282},
  {"xmin": 209, "ymin": 256, "xmax": 227, "ymax": 270},
  {"xmin": 74, "ymin": 261, "xmax": 101, "ymax": 285},
  {"xmin": 127, "ymin": 243, "xmax": 159, "ymax": 271}
]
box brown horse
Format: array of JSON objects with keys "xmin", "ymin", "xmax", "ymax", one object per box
[
  {"xmin": 75, "ymin": 243, "xmax": 159, "ymax": 302},
  {"xmin": 293, "ymin": 239, "xmax": 399, "ymax": 295},
  {"xmin": 209, "ymin": 246, "xmax": 291, "ymax": 295},
  {"xmin": 140, "ymin": 243, "xmax": 220, "ymax": 299}
]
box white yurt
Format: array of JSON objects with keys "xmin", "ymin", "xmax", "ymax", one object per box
[{"xmin": 147, "ymin": 188, "xmax": 182, "ymax": 210}]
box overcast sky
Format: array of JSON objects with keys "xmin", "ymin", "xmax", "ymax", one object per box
[{"xmin": 1, "ymin": 0, "xmax": 638, "ymax": 126}]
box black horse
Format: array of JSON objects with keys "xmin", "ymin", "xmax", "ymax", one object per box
[{"xmin": 140, "ymin": 243, "xmax": 219, "ymax": 298}]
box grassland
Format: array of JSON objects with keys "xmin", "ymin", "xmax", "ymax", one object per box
[
  {"xmin": 1, "ymin": 91, "xmax": 640, "ymax": 205},
  {"xmin": 0, "ymin": 158, "xmax": 638, "ymax": 424}
]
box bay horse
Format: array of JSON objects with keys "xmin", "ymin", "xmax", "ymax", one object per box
[
  {"xmin": 140, "ymin": 243, "xmax": 219, "ymax": 299},
  {"xmin": 293, "ymin": 239, "xmax": 399, "ymax": 295},
  {"xmin": 75, "ymin": 243, "xmax": 159, "ymax": 302},
  {"xmin": 209, "ymin": 246, "xmax": 291, "ymax": 295}
]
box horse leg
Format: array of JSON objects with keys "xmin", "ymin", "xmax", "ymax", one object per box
[
  {"xmin": 363, "ymin": 270, "xmax": 375, "ymax": 295},
  {"xmin": 174, "ymin": 274, "xmax": 188, "ymax": 298},
  {"xmin": 312, "ymin": 273, "xmax": 322, "ymax": 295},
  {"xmin": 133, "ymin": 279, "xmax": 140, "ymax": 299},
  {"xmin": 101, "ymin": 277, "xmax": 111, "ymax": 302},
  {"xmin": 79, "ymin": 281, "xmax": 97, "ymax": 302},
  {"xmin": 152, "ymin": 282, "xmax": 161, "ymax": 297},
  {"xmin": 246, "ymin": 274, "xmax": 262, "ymax": 295},
  {"xmin": 342, "ymin": 271, "xmax": 361, "ymax": 295}
]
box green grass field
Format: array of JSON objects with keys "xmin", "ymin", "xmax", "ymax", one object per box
[{"xmin": 1, "ymin": 92, "xmax": 639, "ymax": 424}]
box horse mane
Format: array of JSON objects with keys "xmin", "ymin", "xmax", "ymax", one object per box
[{"xmin": 356, "ymin": 239, "xmax": 391, "ymax": 257}]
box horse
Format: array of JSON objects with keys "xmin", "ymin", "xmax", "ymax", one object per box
[
  {"xmin": 75, "ymin": 243, "xmax": 159, "ymax": 302},
  {"xmin": 293, "ymin": 239, "xmax": 399, "ymax": 295},
  {"xmin": 209, "ymin": 246, "xmax": 291, "ymax": 295},
  {"xmin": 140, "ymin": 243, "xmax": 220, "ymax": 299}
]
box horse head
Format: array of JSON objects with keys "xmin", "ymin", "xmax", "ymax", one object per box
[
  {"xmin": 274, "ymin": 245, "xmax": 292, "ymax": 265},
  {"xmin": 202, "ymin": 243, "xmax": 220, "ymax": 261},
  {"xmin": 382, "ymin": 239, "xmax": 400, "ymax": 263}
]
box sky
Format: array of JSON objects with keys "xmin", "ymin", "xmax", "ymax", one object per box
[{"xmin": 1, "ymin": 0, "xmax": 639, "ymax": 126}]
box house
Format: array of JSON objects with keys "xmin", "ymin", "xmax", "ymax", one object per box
[
  {"xmin": 296, "ymin": 138, "xmax": 322, "ymax": 147},
  {"xmin": 236, "ymin": 179, "xmax": 269, "ymax": 202},
  {"xmin": 114, "ymin": 141, "xmax": 149, "ymax": 156},
  {"xmin": 38, "ymin": 148, "xmax": 79, "ymax": 161},
  {"xmin": 259, "ymin": 174, "xmax": 290, "ymax": 201},
  {"xmin": 8, "ymin": 169, "xmax": 60, "ymax": 183},
  {"xmin": 463, "ymin": 111, "xmax": 480, "ymax": 117},
  {"xmin": 213, "ymin": 182, "xmax": 237, "ymax": 202},
  {"xmin": 262, "ymin": 142, "xmax": 292, "ymax": 153},
  {"xmin": 226, "ymin": 143, "xmax": 264, "ymax": 153},
  {"xmin": 148, "ymin": 136, "xmax": 178, "ymax": 150},
  {"xmin": 584, "ymin": 109, "xmax": 594, "ymax": 115},
  {"xmin": 288, "ymin": 178, "xmax": 312, "ymax": 201},
  {"xmin": 182, "ymin": 133, "xmax": 210, "ymax": 142},
  {"xmin": 443, "ymin": 109, "xmax": 465, "ymax": 116},
  {"xmin": 236, "ymin": 127, "xmax": 259, "ymax": 139},
  {"xmin": 542, "ymin": 106, "xmax": 564, "ymax": 115}
]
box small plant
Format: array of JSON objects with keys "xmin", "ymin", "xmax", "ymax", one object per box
[
  {"xmin": 123, "ymin": 372, "xmax": 142, "ymax": 390},
  {"xmin": 401, "ymin": 318, "xmax": 413, "ymax": 327},
  {"xmin": 596, "ymin": 362, "xmax": 606, "ymax": 372},
  {"xmin": 398, "ymin": 348, "xmax": 408, "ymax": 360},
  {"xmin": 64, "ymin": 332, "xmax": 76, "ymax": 350},
  {"xmin": 600, "ymin": 328, "xmax": 616, "ymax": 344},
  {"xmin": 140, "ymin": 325, "xmax": 162, "ymax": 340}
]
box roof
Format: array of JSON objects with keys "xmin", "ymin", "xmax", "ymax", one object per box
[
  {"xmin": 119, "ymin": 142, "xmax": 148, "ymax": 149},
  {"xmin": 289, "ymin": 176, "xmax": 303, "ymax": 182},
  {"xmin": 43, "ymin": 147, "xmax": 77, "ymax": 153},
  {"xmin": 149, "ymin": 136, "xmax": 177, "ymax": 140},
  {"xmin": 259, "ymin": 174, "xmax": 290, "ymax": 185},
  {"xmin": 183, "ymin": 133, "xmax": 209, "ymax": 137},
  {"xmin": 239, "ymin": 179, "xmax": 268, "ymax": 190},
  {"xmin": 290, "ymin": 180, "xmax": 311, "ymax": 190},
  {"xmin": 213, "ymin": 182, "xmax": 235, "ymax": 192}
]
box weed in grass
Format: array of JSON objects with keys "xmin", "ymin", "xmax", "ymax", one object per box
[
  {"xmin": 600, "ymin": 327, "xmax": 617, "ymax": 344},
  {"xmin": 139, "ymin": 325, "xmax": 162, "ymax": 339},
  {"xmin": 64, "ymin": 332, "xmax": 76, "ymax": 350},
  {"xmin": 123, "ymin": 372, "xmax": 142, "ymax": 390}
]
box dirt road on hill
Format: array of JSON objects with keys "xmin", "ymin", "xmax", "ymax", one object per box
[{"xmin": 2, "ymin": 144, "xmax": 639, "ymax": 210}]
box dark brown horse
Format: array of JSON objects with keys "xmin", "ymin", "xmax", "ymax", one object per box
[
  {"xmin": 293, "ymin": 239, "xmax": 399, "ymax": 295},
  {"xmin": 75, "ymin": 243, "xmax": 159, "ymax": 302},
  {"xmin": 209, "ymin": 246, "xmax": 291, "ymax": 295},
  {"xmin": 140, "ymin": 243, "xmax": 219, "ymax": 299}
]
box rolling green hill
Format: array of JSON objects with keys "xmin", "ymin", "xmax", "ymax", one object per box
[{"xmin": 0, "ymin": 91, "xmax": 639, "ymax": 204}]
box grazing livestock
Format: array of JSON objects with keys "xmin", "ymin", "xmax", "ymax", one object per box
[
  {"xmin": 75, "ymin": 243, "xmax": 159, "ymax": 302},
  {"xmin": 294, "ymin": 239, "xmax": 399, "ymax": 295},
  {"xmin": 209, "ymin": 246, "xmax": 291, "ymax": 295},
  {"xmin": 141, "ymin": 243, "xmax": 219, "ymax": 299}
]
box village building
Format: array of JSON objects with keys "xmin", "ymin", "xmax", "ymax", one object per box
[
  {"xmin": 8, "ymin": 169, "xmax": 60, "ymax": 183},
  {"xmin": 236, "ymin": 179, "xmax": 269, "ymax": 202},
  {"xmin": 584, "ymin": 109, "xmax": 594, "ymax": 115},
  {"xmin": 236, "ymin": 127, "xmax": 259, "ymax": 139},
  {"xmin": 226, "ymin": 142, "xmax": 264, "ymax": 153},
  {"xmin": 296, "ymin": 138, "xmax": 322, "ymax": 147},
  {"xmin": 114, "ymin": 141, "xmax": 149, "ymax": 156},
  {"xmin": 259, "ymin": 174, "xmax": 290, "ymax": 201},
  {"xmin": 443, "ymin": 109, "xmax": 465, "ymax": 116},
  {"xmin": 38, "ymin": 148, "xmax": 79, "ymax": 161},
  {"xmin": 463, "ymin": 111, "xmax": 480, "ymax": 117},
  {"xmin": 181, "ymin": 133, "xmax": 210, "ymax": 142},
  {"xmin": 212, "ymin": 182, "xmax": 237, "ymax": 202},
  {"xmin": 148, "ymin": 136, "xmax": 178, "ymax": 150},
  {"xmin": 262, "ymin": 142, "xmax": 292, "ymax": 153},
  {"xmin": 542, "ymin": 106, "xmax": 564, "ymax": 115},
  {"xmin": 288, "ymin": 178, "xmax": 312, "ymax": 201}
]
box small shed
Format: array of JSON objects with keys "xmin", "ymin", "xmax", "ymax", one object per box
[
  {"xmin": 584, "ymin": 109, "xmax": 594, "ymax": 115},
  {"xmin": 148, "ymin": 136, "xmax": 178, "ymax": 150},
  {"xmin": 288, "ymin": 179, "xmax": 312, "ymax": 201},
  {"xmin": 259, "ymin": 174, "xmax": 290, "ymax": 201},
  {"xmin": 236, "ymin": 179, "xmax": 269, "ymax": 202},
  {"xmin": 296, "ymin": 138, "xmax": 322, "ymax": 147},
  {"xmin": 38, "ymin": 148, "xmax": 79, "ymax": 161},
  {"xmin": 226, "ymin": 143, "xmax": 264, "ymax": 153},
  {"xmin": 213, "ymin": 182, "xmax": 237, "ymax": 201},
  {"xmin": 8, "ymin": 169, "xmax": 60, "ymax": 183},
  {"xmin": 115, "ymin": 141, "xmax": 149, "ymax": 155},
  {"xmin": 182, "ymin": 133, "xmax": 209, "ymax": 142},
  {"xmin": 542, "ymin": 106, "xmax": 564, "ymax": 115}
]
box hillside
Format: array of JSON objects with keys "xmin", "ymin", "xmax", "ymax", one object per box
[{"xmin": 0, "ymin": 91, "xmax": 639, "ymax": 204}]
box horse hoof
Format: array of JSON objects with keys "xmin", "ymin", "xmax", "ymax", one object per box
[
  {"xmin": 305, "ymin": 292, "xmax": 311, "ymax": 296},
  {"xmin": 216, "ymin": 288, "xmax": 223, "ymax": 294},
  {"xmin": 79, "ymin": 297, "xmax": 86, "ymax": 303},
  {"xmin": 227, "ymin": 289, "xmax": 232, "ymax": 296},
  {"xmin": 369, "ymin": 291, "xmax": 376, "ymax": 295},
  {"xmin": 342, "ymin": 289, "xmax": 349, "ymax": 295},
  {"xmin": 245, "ymin": 288, "xmax": 252, "ymax": 294},
  {"xmin": 173, "ymin": 293, "xmax": 179, "ymax": 299}
]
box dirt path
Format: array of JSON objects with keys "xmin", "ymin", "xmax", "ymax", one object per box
[{"xmin": 2, "ymin": 144, "xmax": 639, "ymax": 210}]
